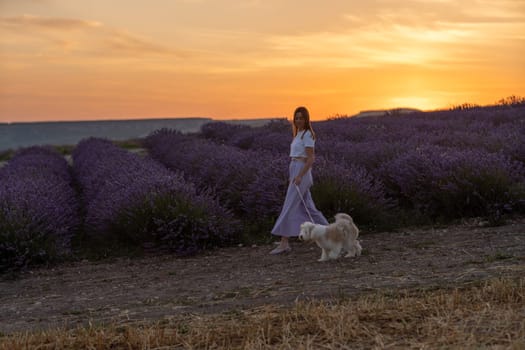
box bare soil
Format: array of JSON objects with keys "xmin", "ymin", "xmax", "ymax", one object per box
[{"xmin": 1, "ymin": 219, "xmax": 524, "ymax": 335}]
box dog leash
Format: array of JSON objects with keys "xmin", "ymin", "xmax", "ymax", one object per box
[{"xmin": 294, "ymin": 183, "xmax": 315, "ymax": 224}]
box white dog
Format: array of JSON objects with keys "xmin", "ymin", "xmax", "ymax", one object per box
[{"xmin": 299, "ymin": 213, "xmax": 362, "ymax": 262}]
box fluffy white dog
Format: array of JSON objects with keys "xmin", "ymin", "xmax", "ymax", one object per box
[{"xmin": 299, "ymin": 213, "xmax": 362, "ymax": 262}]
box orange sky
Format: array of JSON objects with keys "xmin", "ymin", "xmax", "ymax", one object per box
[{"xmin": 1, "ymin": 0, "xmax": 524, "ymax": 122}]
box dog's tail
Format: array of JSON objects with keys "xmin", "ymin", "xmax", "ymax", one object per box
[{"xmin": 335, "ymin": 212, "xmax": 354, "ymax": 224}]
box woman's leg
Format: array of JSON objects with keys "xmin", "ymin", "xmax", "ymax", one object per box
[{"xmin": 270, "ymin": 236, "xmax": 291, "ymax": 254}]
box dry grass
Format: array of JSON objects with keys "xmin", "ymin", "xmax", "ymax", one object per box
[{"xmin": 2, "ymin": 277, "xmax": 524, "ymax": 349}]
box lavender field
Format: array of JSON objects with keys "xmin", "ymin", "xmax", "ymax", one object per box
[{"xmin": 1, "ymin": 104, "xmax": 524, "ymax": 272}]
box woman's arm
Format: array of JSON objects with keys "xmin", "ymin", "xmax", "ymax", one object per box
[{"xmin": 293, "ymin": 147, "xmax": 315, "ymax": 185}]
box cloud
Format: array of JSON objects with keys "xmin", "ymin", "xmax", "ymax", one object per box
[
  {"xmin": 0, "ymin": 14, "xmax": 101, "ymax": 30},
  {"xmin": 103, "ymin": 30, "xmax": 185, "ymax": 57},
  {"xmin": 0, "ymin": 14, "xmax": 188, "ymax": 62},
  {"xmin": 263, "ymin": 28, "xmax": 460, "ymax": 69},
  {"xmin": 259, "ymin": 0, "xmax": 525, "ymax": 70},
  {"xmin": 1, "ymin": 2, "xmax": 522, "ymax": 75}
]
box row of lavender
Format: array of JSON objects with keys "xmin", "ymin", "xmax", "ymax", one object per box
[
  {"xmin": 144, "ymin": 130, "xmax": 288, "ymax": 224},
  {"xmin": 0, "ymin": 147, "xmax": 80, "ymax": 272},
  {"xmin": 318, "ymin": 108, "xmax": 525, "ymax": 221},
  {"xmin": 72, "ymin": 138, "xmax": 237, "ymax": 255},
  {"xmin": 165, "ymin": 106, "xmax": 525, "ymax": 225},
  {"xmin": 1, "ymin": 140, "xmax": 239, "ymax": 272}
]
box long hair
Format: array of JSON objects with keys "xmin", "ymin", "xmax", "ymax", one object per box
[{"xmin": 292, "ymin": 106, "xmax": 316, "ymax": 139}]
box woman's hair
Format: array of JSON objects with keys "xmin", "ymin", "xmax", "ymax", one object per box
[{"xmin": 292, "ymin": 106, "xmax": 316, "ymax": 139}]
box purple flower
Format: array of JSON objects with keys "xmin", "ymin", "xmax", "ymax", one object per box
[
  {"xmin": 0, "ymin": 146, "xmax": 80, "ymax": 272},
  {"xmin": 73, "ymin": 138, "xmax": 238, "ymax": 255}
]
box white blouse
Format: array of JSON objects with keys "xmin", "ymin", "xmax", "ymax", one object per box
[{"xmin": 289, "ymin": 130, "xmax": 315, "ymax": 157}]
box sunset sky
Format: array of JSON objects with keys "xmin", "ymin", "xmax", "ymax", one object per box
[{"xmin": 0, "ymin": 0, "xmax": 524, "ymax": 122}]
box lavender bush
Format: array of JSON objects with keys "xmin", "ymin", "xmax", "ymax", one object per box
[
  {"xmin": 0, "ymin": 147, "xmax": 80, "ymax": 272},
  {"xmin": 73, "ymin": 138, "xmax": 238, "ymax": 255},
  {"xmin": 200, "ymin": 122, "xmax": 252, "ymax": 145},
  {"xmin": 145, "ymin": 129, "xmax": 255, "ymax": 211},
  {"xmin": 312, "ymin": 158, "xmax": 397, "ymax": 228},
  {"xmin": 191, "ymin": 105, "xmax": 525, "ymax": 227},
  {"xmin": 145, "ymin": 129, "xmax": 289, "ymax": 225},
  {"xmin": 379, "ymin": 146, "xmax": 525, "ymax": 221},
  {"xmin": 322, "ymin": 108, "xmax": 525, "ymax": 223},
  {"xmin": 239, "ymin": 156, "xmax": 289, "ymax": 223},
  {"xmin": 200, "ymin": 119, "xmax": 290, "ymax": 153}
]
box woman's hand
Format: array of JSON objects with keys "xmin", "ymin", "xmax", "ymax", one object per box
[{"xmin": 293, "ymin": 175, "xmax": 302, "ymax": 185}]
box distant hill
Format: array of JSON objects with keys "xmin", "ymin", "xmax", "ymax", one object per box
[
  {"xmin": 0, "ymin": 117, "xmax": 277, "ymax": 152},
  {"xmin": 353, "ymin": 108, "xmax": 421, "ymax": 118}
]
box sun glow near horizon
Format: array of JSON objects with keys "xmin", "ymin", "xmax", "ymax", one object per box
[{"xmin": 0, "ymin": 0, "xmax": 524, "ymax": 122}]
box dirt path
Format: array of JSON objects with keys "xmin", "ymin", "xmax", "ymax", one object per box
[{"xmin": 1, "ymin": 219, "xmax": 524, "ymax": 335}]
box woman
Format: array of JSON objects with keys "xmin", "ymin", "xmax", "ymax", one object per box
[{"xmin": 270, "ymin": 106, "xmax": 329, "ymax": 254}]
